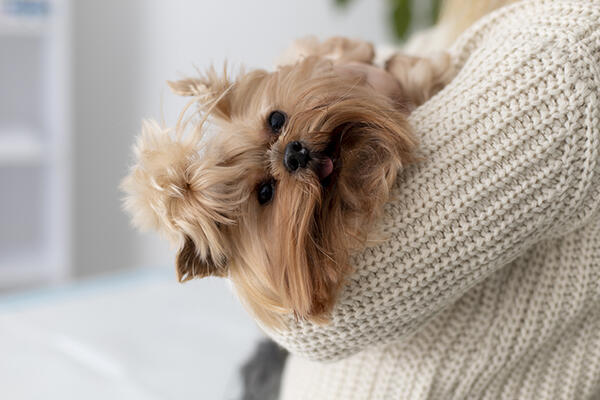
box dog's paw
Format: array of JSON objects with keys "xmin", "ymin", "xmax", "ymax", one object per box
[
  {"xmin": 276, "ymin": 36, "xmax": 375, "ymax": 67},
  {"xmin": 385, "ymin": 51, "xmax": 455, "ymax": 107}
]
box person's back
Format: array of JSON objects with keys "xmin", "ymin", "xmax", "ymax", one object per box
[{"xmin": 271, "ymin": 1, "xmax": 600, "ymax": 398}]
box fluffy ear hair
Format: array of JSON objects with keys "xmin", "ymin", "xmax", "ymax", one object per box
[
  {"xmin": 167, "ymin": 78, "xmax": 208, "ymax": 97},
  {"xmin": 167, "ymin": 66, "xmax": 234, "ymax": 120},
  {"xmin": 176, "ymin": 235, "xmax": 227, "ymax": 281},
  {"xmin": 120, "ymin": 120, "xmax": 197, "ymax": 240},
  {"xmin": 121, "ymin": 120, "xmax": 235, "ymax": 281},
  {"xmin": 385, "ymin": 52, "xmax": 454, "ymax": 107}
]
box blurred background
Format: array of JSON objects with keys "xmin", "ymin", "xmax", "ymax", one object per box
[{"xmin": 0, "ymin": 0, "xmax": 437, "ymax": 398}]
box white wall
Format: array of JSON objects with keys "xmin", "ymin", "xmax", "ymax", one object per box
[
  {"xmin": 132, "ymin": 0, "xmax": 394, "ymax": 268},
  {"xmin": 73, "ymin": 0, "xmax": 143, "ymax": 276}
]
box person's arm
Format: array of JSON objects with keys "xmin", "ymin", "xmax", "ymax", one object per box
[{"xmin": 263, "ymin": 0, "xmax": 600, "ymax": 361}]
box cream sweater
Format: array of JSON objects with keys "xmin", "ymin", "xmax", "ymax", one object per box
[{"xmin": 264, "ymin": 1, "xmax": 600, "ymax": 399}]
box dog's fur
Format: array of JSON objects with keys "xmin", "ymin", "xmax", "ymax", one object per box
[{"xmin": 121, "ymin": 37, "xmax": 452, "ymax": 327}]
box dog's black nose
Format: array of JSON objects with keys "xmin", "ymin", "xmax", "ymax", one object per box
[{"xmin": 283, "ymin": 141, "xmax": 310, "ymax": 172}]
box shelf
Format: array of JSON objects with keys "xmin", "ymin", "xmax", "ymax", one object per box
[
  {"xmin": 0, "ymin": 0, "xmax": 70, "ymax": 290},
  {"xmin": 0, "ymin": 14, "xmax": 49, "ymax": 36},
  {"xmin": 0, "ymin": 130, "xmax": 43, "ymax": 165}
]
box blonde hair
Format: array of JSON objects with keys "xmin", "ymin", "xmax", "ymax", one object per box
[{"xmin": 438, "ymin": 0, "xmax": 519, "ymax": 43}]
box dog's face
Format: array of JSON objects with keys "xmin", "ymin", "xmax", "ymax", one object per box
[{"xmin": 122, "ymin": 56, "xmax": 415, "ymax": 326}]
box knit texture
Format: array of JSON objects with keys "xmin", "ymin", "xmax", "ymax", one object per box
[{"xmin": 265, "ymin": 1, "xmax": 600, "ymax": 399}]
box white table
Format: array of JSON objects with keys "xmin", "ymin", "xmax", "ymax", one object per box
[{"xmin": 0, "ymin": 269, "xmax": 263, "ymax": 399}]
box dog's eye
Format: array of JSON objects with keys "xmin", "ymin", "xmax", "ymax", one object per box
[
  {"xmin": 257, "ymin": 180, "xmax": 275, "ymax": 205},
  {"xmin": 268, "ymin": 111, "xmax": 286, "ymax": 134}
]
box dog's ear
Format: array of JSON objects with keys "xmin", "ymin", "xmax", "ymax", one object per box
[
  {"xmin": 176, "ymin": 235, "xmax": 227, "ymax": 282},
  {"xmin": 167, "ymin": 67, "xmax": 234, "ymax": 120},
  {"xmin": 167, "ymin": 78, "xmax": 209, "ymax": 97},
  {"xmin": 385, "ymin": 52, "xmax": 455, "ymax": 107}
]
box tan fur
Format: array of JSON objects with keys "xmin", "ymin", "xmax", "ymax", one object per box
[
  {"xmin": 122, "ymin": 38, "xmax": 452, "ymax": 327},
  {"xmin": 385, "ymin": 52, "xmax": 454, "ymax": 107},
  {"xmin": 276, "ymin": 36, "xmax": 375, "ymax": 68}
]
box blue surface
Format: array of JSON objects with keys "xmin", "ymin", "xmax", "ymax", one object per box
[{"xmin": 0, "ymin": 267, "xmax": 173, "ymax": 311}]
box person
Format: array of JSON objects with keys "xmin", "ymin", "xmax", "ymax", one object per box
[{"xmin": 261, "ymin": 1, "xmax": 600, "ymax": 399}]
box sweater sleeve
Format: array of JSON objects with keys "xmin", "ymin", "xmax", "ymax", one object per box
[{"xmin": 264, "ymin": 0, "xmax": 600, "ymax": 361}]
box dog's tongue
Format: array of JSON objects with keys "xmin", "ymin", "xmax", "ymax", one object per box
[{"xmin": 318, "ymin": 157, "xmax": 334, "ymax": 180}]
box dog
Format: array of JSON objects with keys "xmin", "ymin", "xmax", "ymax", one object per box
[{"xmin": 121, "ymin": 37, "xmax": 452, "ymax": 327}]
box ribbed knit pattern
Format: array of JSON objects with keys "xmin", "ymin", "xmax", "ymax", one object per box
[{"xmin": 267, "ymin": 1, "xmax": 600, "ymax": 399}]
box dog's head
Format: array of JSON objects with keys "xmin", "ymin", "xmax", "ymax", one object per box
[{"xmin": 122, "ymin": 56, "xmax": 415, "ymax": 326}]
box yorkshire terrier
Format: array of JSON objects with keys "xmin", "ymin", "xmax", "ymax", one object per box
[{"xmin": 121, "ymin": 37, "xmax": 452, "ymax": 327}]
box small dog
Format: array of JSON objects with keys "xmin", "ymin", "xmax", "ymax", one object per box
[{"xmin": 121, "ymin": 37, "xmax": 452, "ymax": 327}]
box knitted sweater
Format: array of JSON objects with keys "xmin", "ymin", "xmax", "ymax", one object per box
[{"xmin": 264, "ymin": 1, "xmax": 600, "ymax": 399}]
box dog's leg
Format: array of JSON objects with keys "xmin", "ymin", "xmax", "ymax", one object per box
[
  {"xmin": 385, "ymin": 52, "xmax": 455, "ymax": 107},
  {"xmin": 276, "ymin": 36, "xmax": 375, "ymax": 67},
  {"xmin": 314, "ymin": 36, "xmax": 375, "ymax": 64}
]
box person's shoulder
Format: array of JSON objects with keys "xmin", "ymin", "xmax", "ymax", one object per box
[
  {"xmin": 521, "ymin": 1, "xmax": 600, "ymax": 46},
  {"xmin": 469, "ymin": 0, "xmax": 599, "ymax": 35},
  {"xmin": 450, "ymin": 0, "xmax": 600, "ymax": 75}
]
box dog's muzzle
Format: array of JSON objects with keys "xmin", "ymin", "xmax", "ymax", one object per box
[{"xmin": 283, "ymin": 141, "xmax": 310, "ymax": 172}]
